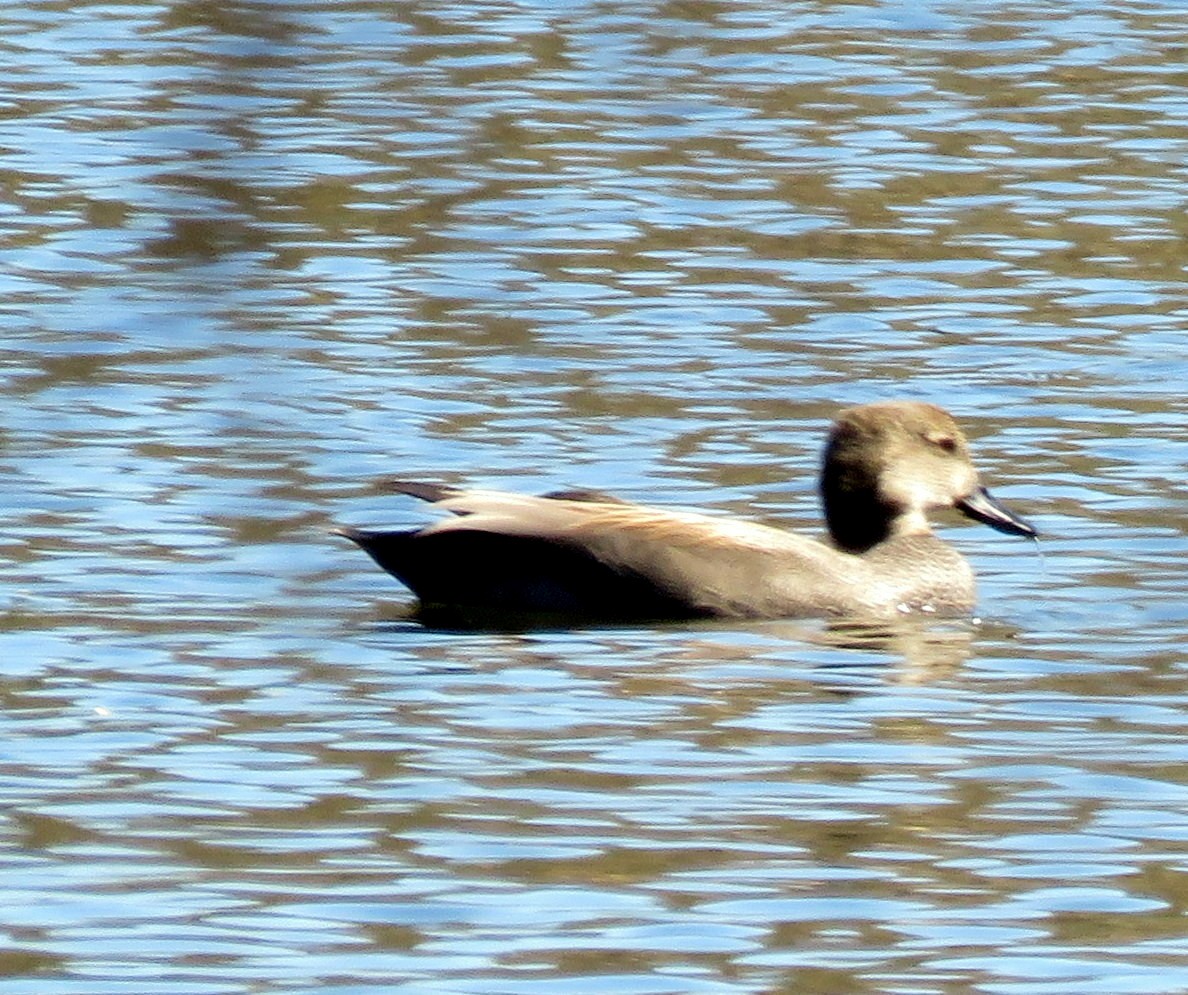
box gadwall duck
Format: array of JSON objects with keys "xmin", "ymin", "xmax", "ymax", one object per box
[{"xmin": 336, "ymin": 401, "xmax": 1035, "ymax": 621}]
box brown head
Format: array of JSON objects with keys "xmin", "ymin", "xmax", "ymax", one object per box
[{"xmin": 820, "ymin": 401, "xmax": 1035, "ymax": 554}]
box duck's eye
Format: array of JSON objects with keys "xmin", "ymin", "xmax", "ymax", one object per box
[{"xmin": 928, "ymin": 434, "xmax": 958, "ymax": 453}]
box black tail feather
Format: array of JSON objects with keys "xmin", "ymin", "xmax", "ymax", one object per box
[{"xmin": 377, "ymin": 479, "xmax": 460, "ymax": 503}]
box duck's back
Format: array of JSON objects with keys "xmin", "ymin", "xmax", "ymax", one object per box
[{"xmin": 343, "ymin": 494, "xmax": 874, "ymax": 621}]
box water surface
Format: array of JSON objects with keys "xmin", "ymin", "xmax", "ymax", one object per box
[{"xmin": 3, "ymin": 1, "xmax": 1188, "ymax": 992}]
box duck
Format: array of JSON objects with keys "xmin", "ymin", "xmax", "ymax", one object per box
[{"xmin": 335, "ymin": 401, "xmax": 1036, "ymax": 622}]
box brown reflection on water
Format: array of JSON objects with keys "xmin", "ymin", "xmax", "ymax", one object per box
[{"xmin": 3, "ymin": 0, "xmax": 1188, "ymax": 992}]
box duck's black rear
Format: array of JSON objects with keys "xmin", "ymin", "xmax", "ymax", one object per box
[{"xmin": 338, "ymin": 527, "xmax": 700, "ymax": 621}]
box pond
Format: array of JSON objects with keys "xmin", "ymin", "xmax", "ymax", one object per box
[{"xmin": 2, "ymin": 1, "xmax": 1188, "ymax": 992}]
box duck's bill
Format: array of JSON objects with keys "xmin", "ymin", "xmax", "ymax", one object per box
[{"xmin": 957, "ymin": 487, "xmax": 1037, "ymax": 538}]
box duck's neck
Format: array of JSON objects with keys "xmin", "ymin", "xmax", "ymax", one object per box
[{"xmin": 820, "ymin": 458, "xmax": 896, "ymax": 554}]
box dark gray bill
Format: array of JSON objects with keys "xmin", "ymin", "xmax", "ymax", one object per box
[{"xmin": 957, "ymin": 486, "xmax": 1037, "ymax": 538}]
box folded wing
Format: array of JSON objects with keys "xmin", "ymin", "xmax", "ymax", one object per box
[{"xmin": 340, "ymin": 484, "xmax": 860, "ymax": 619}]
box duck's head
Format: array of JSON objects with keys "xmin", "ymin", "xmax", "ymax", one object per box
[{"xmin": 820, "ymin": 401, "xmax": 1036, "ymax": 554}]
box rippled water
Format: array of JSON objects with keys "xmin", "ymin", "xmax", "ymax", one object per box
[{"xmin": 3, "ymin": 0, "xmax": 1188, "ymax": 992}]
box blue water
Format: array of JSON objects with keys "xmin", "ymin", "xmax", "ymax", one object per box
[{"xmin": 2, "ymin": 0, "xmax": 1188, "ymax": 991}]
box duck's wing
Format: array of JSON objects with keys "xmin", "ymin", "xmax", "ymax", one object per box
[
  {"xmin": 381, "ymin": 479, "xmax": 629, "ymax": 506},
  {"xmin": 340, "ymin": 485, "xmax": 855, "ymax": 619},
  {"xmin": 555, "ymin": 500, "xmax": 854, "ymax": 617}
]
